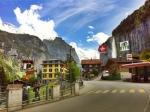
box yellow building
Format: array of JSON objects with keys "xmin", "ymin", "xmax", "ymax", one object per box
[{"xmin": 42, "ymin": 59, "xmax": 68, "ymax": 83}]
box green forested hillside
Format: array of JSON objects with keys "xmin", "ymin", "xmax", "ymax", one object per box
[{"xmin": 113, "ymin": 0, "xmax": 150, "ymax": 35}]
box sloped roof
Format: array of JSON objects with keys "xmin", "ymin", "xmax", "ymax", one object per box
[
  {"xmin": 81, "ymin": 59, "xmax": 101, "ymax": 65},
  {"xmin": 121, "ymin": 62, "xmax": 150, "ymax": 68}
]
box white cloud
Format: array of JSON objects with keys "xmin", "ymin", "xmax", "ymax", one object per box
[
  {"xmin": 0, "ymin": 5, "xmax": 58, "ymax": 40},
  {"xmin": 0, "ymin": 18, "xmax": 18, "ymax": 33},
  {"xmin": 88, "ymin": 25, "xmax": 95, "ymax": 29},
  {"xmin": 87, "ymin": 32, "xmax": 110, "ymax": 45},
  {"xmin": 42, "ymin": 0, "xmax": 116, "ymax": 29},
  {"xmin": 70, "ymin": 42, "xmax": 99, "ymax": 60}
]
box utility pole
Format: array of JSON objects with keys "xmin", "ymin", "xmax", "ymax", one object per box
[
  {"xmin": 69, "ymin": 46, "xmax": 72, "ymax": 83},
  {"xmin": 12, "ymin": 40, "xmax": 16, "ymax": 85}
]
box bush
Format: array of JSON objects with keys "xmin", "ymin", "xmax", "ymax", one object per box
[{"xmin": 102, "ymin": 73, "xmax": 121, "ymax": 80}]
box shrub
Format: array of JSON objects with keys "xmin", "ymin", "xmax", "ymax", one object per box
[{"xmin": 102, "ymin": 73, "xmax": 121, "ymax": 80}]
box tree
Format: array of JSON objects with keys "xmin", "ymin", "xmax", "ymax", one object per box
[
  {"xmin": 0, "ymin": 52, "xmax": 25, "ymax": 85},
  {"xmin": 140, "ymin": 49, "xmax": 150, "ymax": 61},
  {"xmin": 37, "ymin": 70, "xmax": 42, "ymax": 81},
  {"xmin": 92, "ymin": 69, "xmax": 99, "ymax": 76},
  {"xmin": 105, "ymin": 59, "xmax": 120, "ymax": 75},
  {"xmin": 28, "ymin": 76, "xmax": 37, "ymax": 85},
  {"xmin": 69, "ymin": 61, "xmax": 81, "ymax": 83},
  {"xmin": 0, "ymin": 67, "xmax": 8, "ymax": 86}
]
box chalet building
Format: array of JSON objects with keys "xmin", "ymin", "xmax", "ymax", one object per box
[
  {"xmin": 42, "ymin": 59, "xmax": 68, "ymax": 84},
  {"xmin": 81, "ymin": 59, "xmax": 101, "ymax": 79},
  {"xmin": 21, "ymin": 60, "xmax": 36, "ymax": 80}
]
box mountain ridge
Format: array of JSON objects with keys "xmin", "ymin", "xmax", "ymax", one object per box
[{"xmin": 0, "ymin": 30, "xmax": 80, "ymax": 71}]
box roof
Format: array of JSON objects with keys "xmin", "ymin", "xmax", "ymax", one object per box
[
  {"xmin": 42, "ymin": 59, "xmax": 64, "ymax": 65},
  {"xmin": 81, "ymin": 59, "xmax": 101, "ymax": 65},
  {"xmin": 43, "ymin": 59, "xmax": 62, "ymax": 61},
  {"xmin": 22, "ymin": 60, "xmax": 34, "ymax": 64},
  {"xmin": 121, "ymin": 62, "xmax": 150, "ymax": 68}
]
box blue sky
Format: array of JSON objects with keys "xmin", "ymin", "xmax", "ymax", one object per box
[{"xmin": 0, "ymin": 0, "xmax": 146, "ymax": 60}]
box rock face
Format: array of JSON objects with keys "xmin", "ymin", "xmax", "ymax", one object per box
[
  {"xmin": 113, "ymin": 0, "xmax": 150, "ymax": 58},
  {"xmin": 43, "ymin": 38, "xmax": 80, "ymax": 63},
  {"xmin": 0, "ymin": 30, "xmax": 80, "ymax": 71}
]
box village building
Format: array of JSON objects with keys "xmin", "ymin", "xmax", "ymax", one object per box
[
  {"xmin": 81, "ymin": 59, "xmax": 101, "ymax": 80},
  {"xmin": 42, "ymin": 59, "xmax": 68, "ymax": 84}
]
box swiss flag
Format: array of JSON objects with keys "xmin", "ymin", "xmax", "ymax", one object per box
[{"xmin": 98, "ymin": 44, "xmax": 107, "ymax": 53}]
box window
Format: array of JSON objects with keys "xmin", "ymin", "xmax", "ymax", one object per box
[
  {"xmin": 27, "ymin": 64, "xmax": 31, "ymax": 69},
  {"xmin": 43, "ymin": 65, "xmax": 47, "ymax": 68},
  {"xmin": 60, "ymin": 64, "xmax": 63, "ymax": 67},
  {"xmin": 43, "ymin": 74, "xmax": 47, "ymax": 78},
  {"xmin": 49, "ymin": 69, "xmax": 52, "ymax": 72},
  {"xmin": 89, "ymin": 65, "xmax": 93, "ymax": 67},
  {"xmin": 49, "ymin": 65, "xmax": 52, "ymax": 67},
  {"xmin": 49, "ymin": 74, "xmax": 52, "ymax": 78},
  {"xmin": 43, "ymin": 69, "xmax": 47, "ymax": 72},
  {"xmin": 55, "ymin": 64, "xmax": 58, "ymax": 67}
]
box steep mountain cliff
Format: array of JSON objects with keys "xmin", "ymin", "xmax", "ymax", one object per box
[
  {"xmin": 43, "ymin": 38, "xmax": 80, "ymax": 63},
  {"xmin": 0, "ymin": 30, "xmax": 80, "ymax": 70},
  {"xmin": 112, "ymin": 0, "xmax": 150, "ymax": 57}
]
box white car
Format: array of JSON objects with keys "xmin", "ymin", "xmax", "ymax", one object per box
[{"xmin": 102, "ymin": 70, "xmax": 109, "ymax": 77}]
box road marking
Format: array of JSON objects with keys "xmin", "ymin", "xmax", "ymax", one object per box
[
  {"xmin": 95, "ymin": 90, "xmax": 102, "ymax": 94},
  {"xmin": 102, "ymin": 90, "xmax": 109, "ymax": 94},
  {"xmin": 111, "ymin": 89, "xmax": 117, "ymax": 93},
  {"xmin": 86, "ymin": 88, "xmax": 145, "ymax": 95},
  {"xmin": 87, "ymin": 90, "xmax": 95, "ymax": 94},
  {"xmin": 120, "ymin": 89, "xmax": 125, "ymax": 93},
  {"xmin": 129, "ymin": 89, "xmax": 135, "ymax": 93},
  {"xmin": 138, "ymin": 89, "xmax": 145, "ymax": 94}
]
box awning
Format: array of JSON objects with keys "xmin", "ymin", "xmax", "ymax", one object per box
[{"xmin": 121, "ymin": 62, "xmax": 150, "ymax": 68}]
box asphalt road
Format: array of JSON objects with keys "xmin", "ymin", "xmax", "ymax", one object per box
[{"xmin": 17, "ymin": 81, "xmax": 150, "ymax": 112}]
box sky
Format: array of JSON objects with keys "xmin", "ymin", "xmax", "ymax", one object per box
[{"xmin": 0, "ymin": 0, "xmax": 146, "ymax": 60}]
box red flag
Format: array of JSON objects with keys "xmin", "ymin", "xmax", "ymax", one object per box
[{"xmin": 98, "ymin": 44, "xmax": 107, "ymax": 53}]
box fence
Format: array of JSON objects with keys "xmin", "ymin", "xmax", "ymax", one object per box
[
  {"xmin": 60, "ymin": 82, "xmax": 74, "ymax": 98},
  {"xmin": 22, "ymin": 84, "xmax": 53, "ymax": 106},
  {"xmin": 0, "ymin": 82, "xmax": 80, "ymax": 111},
  {"xmin": 22, "ymin": 82, "xmax": 75, "ymax": 107},
  {"xmin": 0, "ymin": 86, "xmax": 7, "ymax": 112}
]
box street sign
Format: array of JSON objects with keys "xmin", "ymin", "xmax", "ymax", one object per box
[
  {"xmin": 126, "ymin": 54, "xmax": 132, "ymax": 60},
  {"xmin": 120, "ymin": 41, "xmax": 129, "ymax": 51}
]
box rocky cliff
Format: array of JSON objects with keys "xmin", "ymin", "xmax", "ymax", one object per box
[
  {"xmin": 112, "ymin": 0, "xmax": 150, "ymax": 58},
  {"xmin": 0, "ymin": 30, "xmax": 80, "ymax": 70},
  {"xmin": 43, "ymin": 38, "xmax": 79, "ymax": 63}
]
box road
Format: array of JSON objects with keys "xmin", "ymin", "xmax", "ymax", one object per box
[{"xmin": 17, "ymin": 81, "xmax": 150, "ymax": 112}]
